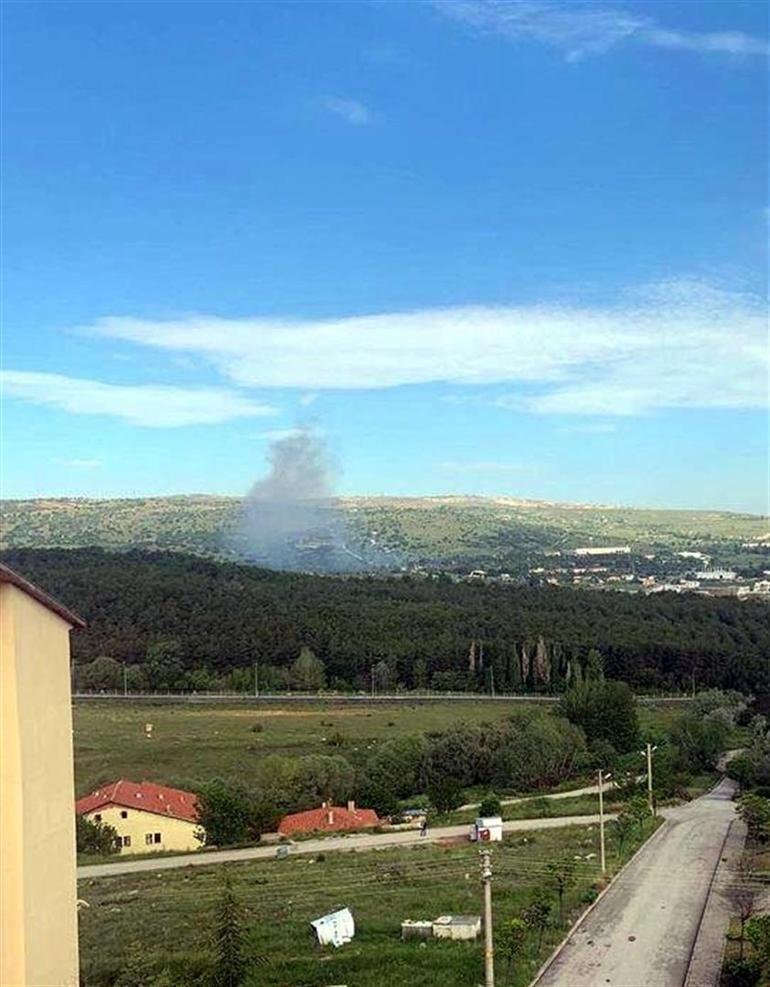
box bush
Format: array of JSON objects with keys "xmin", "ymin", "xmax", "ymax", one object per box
[
  {"xmin": 427, "ymin": 776, "xmax": 464, "ymax": 813},
  {"xmin": 478, "ymin": 792, "xmax": 502, "ymax": 817},
  {"xmin": 76, "ymin": 814, "xmax": 118, "ymax": 855},
  {"xmin": 195, "ymin": 779, "xmax": 275, "ymax": 847},
  {"xmin": 722, "ymin": 957, "xmax": 761, "ymax": 987},
  {"xmin": 560, "ymin": 680, "xmax": 639, "ymax": 753},
  {"xmin": 670, "ymin": 714, "xmax": 728, "ymax": 771}
]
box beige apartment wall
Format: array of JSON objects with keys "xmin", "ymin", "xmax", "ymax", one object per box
[
  {"xmin": 86, "ymin": 806, "xmax": 201, "ymax": 854},
  {"xmin": 0, "ymin": 584, "xmax": 79, "ymax": 987}
]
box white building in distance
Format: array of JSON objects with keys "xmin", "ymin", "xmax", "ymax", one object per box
[
  {"xmin": 696, "ymin": 569, "xmax": 737, "ymax": 581},
  {"xmin": 574, "ymin": 546, "xmax": 631, "ymax": 557}
]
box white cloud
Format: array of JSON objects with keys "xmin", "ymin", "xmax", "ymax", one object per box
[
  {"xmin": 435, "ymin": 1, "xmax": 769, "ymax": 61},
  {"xmin": 80, "ymin": 278, "xmax": 768, "ymax": 417},
  {"xmin": 1, "ymin": 372, "xmax": 277, "ymax": 427},
  {"xmin": 257, "ymin": 427, "xmax": 306, "ymax": 442},
  {"xmin": 323, "ymin": 97, "xmax": 372, "ymax": 125},
  {"xmin": 299, "ymin": 391, "xmax": 320, "ymax": 406}
]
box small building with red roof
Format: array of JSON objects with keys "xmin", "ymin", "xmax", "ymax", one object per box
[
  {"xmin": 278, "ymin": 800, "xmax": 379, "ymax": 837},
  {"xmin": 76, "ymin": 780, "xmax": 201, "ymax": 854}
]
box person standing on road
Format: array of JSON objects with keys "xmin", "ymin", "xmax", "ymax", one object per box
[{"xmin": 420, "ymin": 818, "xmax": 428, "ymax": 837}]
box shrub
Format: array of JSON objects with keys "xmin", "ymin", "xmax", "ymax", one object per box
[
  {"xmin": 560, "ymin": 680, "xmax": 639, "ymax": 753},
  {"xmin": 478, "ymin": 792, "xmax": 502, "ymax": 817},
  {"xmin": 76, "ymin": 814, "xmax": 118, "ymax": 856},
  {"xmin": 427, "ymin": 776, "xmax": 464, "ymax": 813},
  {"xmin": 722, "ymin": 957, "xmax": 761, "ymax": 987}
]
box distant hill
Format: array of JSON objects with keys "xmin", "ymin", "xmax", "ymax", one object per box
[{"xmin": 1, "ymin": 494, "xmax": 766, "ymax": 574}]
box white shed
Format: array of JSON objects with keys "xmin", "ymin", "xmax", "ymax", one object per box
[{"xmin": 470, "ymin": 816, "xmax": 503, "ymax": 842}]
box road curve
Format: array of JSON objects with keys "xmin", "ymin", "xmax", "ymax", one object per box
[
  {"xmin": 457, "ymin": 777, "xmax": 643, "ymax": 813},
  {"xmin": 77, "ymin": 812, "xmax": 610, "ymax": 880},
  {"xmin": 533, "ymin": 779, "xmax": 738, "ymax": 987}
]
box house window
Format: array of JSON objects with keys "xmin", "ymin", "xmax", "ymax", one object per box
[
  {"xmin": 123, "ymin": 835, "xmax": 131, "ymax": 848},
  {"xmin": 120, "ymin": 810, "xmax": 128, "ymax": 819},
  {"xmin": 94, "ymin": 814, "xmax": 102, "ymax": 822},
  {"xmin": 145, "ymin": 834, "xmax": 154, "ymax": 845},
  {"xmin": 154, "ymin": 833, "xmax": 161, "ymax": 844}
]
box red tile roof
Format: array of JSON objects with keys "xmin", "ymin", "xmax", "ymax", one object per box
[
  {"xmin": 278, "ymin": 804, "xmax": 379, "ymax": 836},
  {"xmin": 0, "ymin": 562, "xmax": 86, "ymax": 628},
  {"xmin": 76, "ymin": 780, "xmax": 199, "ymax": 824}
]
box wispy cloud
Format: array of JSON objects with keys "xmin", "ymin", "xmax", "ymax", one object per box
[
  {"xmin": 435, "ymin": 1, "xmax": 769, "ymax": 61},
  {"xmin": 257, "ymin": 427, "xmax": 306, "ymax": 442},
  {"xmin": 322, "ymin": 96, "xmax": 372, "ymax": 125},
  {"xmin": 1, "ymin": 372, "xmax": 277, "ymax": 427},
  {"xmin": 80, "ymin": 278, "xmax": 767, "ymax": 417}
]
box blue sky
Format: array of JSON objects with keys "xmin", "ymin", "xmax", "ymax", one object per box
[{"xmin": 2, "ymin": 0, "xmax": 767, "ymax": 511}]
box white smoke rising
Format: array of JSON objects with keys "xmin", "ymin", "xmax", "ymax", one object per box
[{"xmin": 236, "ymin": 430, "xmax": 351, "ymax": 572}]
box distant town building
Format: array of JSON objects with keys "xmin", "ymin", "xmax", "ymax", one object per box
[
  {"xmin": 278, "ymin": 800, "xmax": 379, "ymax": 836},
  {"xmin": 573, "ymin": 546, "xmax": 631, "ymax": 556},
  {"xmin": 76, "ymin": 780, "xmax": 201, "ymax": 853},
  {"xmin": 1, "ymin": 562, "xmax": 85, "ymax": 987},
  {"xmin": 676, "ymin": 551, "xmax": 710, "ymax": 561},
  {"xmin": 695, "ymin": 569, "xmax": 737, "ymax": 581}
]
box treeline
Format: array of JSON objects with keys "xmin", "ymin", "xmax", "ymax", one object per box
[{"xmin": 4, "ymin": 547, "xmax": 770, "ymax": 693}]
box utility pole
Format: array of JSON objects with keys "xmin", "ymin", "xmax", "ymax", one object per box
[
  {"xmin": 598, "ymin": 769, "xmax": 611, "ymax": 875},
  {"xmin": 489, "ymin": 664, "xmax": 496, "ymax": 698},
  {"xmin": 254, "ymin": 661, "xmax": 259, "ymax": 698},
  {"xmin": 643, "ymin": 743, "xmax": 657, "ymax": 815},
  {"xmin": 480, "ymin": 848, "xmax": 495, "ymax": 987},
  {"xmin": 371, "ymin": 665, "xmax": 375, "ymax": 699},
  {"xmin": 122, "ymin": 662, "xmax": 128, "ymax": 698}
]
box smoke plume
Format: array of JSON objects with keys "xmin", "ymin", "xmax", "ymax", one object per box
[{"xmin": 236, "ymin": 429, "xmax": 353, "ymax": 572}]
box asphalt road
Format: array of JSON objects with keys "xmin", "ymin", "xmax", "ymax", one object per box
[
  {"xmin": 534, "ymin": 779, "xmax": 739, "ymax": 987},
  {"xmin": 77, "ymin": 812, "xmax": 610, "ymax": 880}
]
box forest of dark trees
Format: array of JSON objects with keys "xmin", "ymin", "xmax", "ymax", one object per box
[{"xmin": 5, "ymin": 547, "xmax": 769, "ymax": 694}]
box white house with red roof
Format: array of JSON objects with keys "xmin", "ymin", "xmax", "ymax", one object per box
[
  {"xmin": 76, "ymin": 780, "xmax": 202, "ymax": 854},
  {"xmin": 278, "ymin": 800, "xmax": 379, "ymax": 836}
]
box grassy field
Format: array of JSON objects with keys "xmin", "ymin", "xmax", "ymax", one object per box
[
  {"xmin": 73, "ymin": 699, "xmax": 529, "ymax": 796},
  {"xmin": 78, "ymin": 819, "xmax": 660, "ymax": 987},
  {"xmin": 72, "ymin": 699, "xmax": 684, "ymax": 798}
]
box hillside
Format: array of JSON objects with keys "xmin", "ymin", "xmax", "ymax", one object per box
[
  {"xmin": 1, "ymin": 494, "xmax": 766, "ymax": 575},
  {"xmin": 3, "ymin": 547, "xmax": 769, "ymax": 694}
]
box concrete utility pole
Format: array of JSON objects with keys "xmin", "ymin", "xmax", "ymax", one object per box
[
  {"xmin": 642, "ymin": 743, "xmax": 657, "ymax": 815},
  {"xmin": 254, "ymin": 661, "xmax": 259, "ymax": 698},
  {"xmin": 481, "ymin": 848, "xmax": 495, "ymax": 987},
  {"xmin": 598, "ymin": 769, "xmax": 611, "ymax": 875},
  {"xmin": 122, "ymin": 662, "xmax": 128, "ymax": 697}
]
